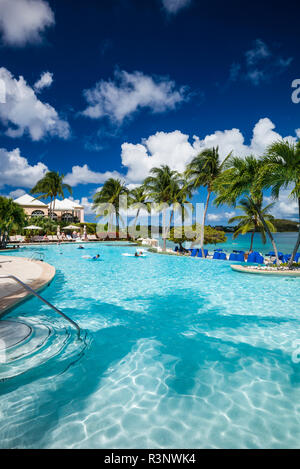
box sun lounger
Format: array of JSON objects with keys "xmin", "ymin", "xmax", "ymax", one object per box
[
  {"xmin": 219, "ymin": 252, "xmax": 227, "ymax": 260},
  {"xmin": 197, "ymin": 249, "xmax": 208, "ymax": 258},
  {"xmin": 190, "ymin": 249, "xmax": 198, "ymax": 257},
  {"xmin": 229, "ymin": 253, "xmax": 237, "ymax": 261},
  {"xmin": 248, "ymin": 252, "xmax": 264, "ymax": 264},
  {"xmin": 213, "ymin": 252, "xmax": 220, "ymax": 260},
  {"xmin": 236, "ymin": 253, "xmax": 245, "ymax": 262}
]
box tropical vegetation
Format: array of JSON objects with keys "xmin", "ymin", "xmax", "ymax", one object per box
[
  {"xmin": 258, "ymin": 140, "xmax": 300, "ymax": 267},
  {"xmin": 185, "ymin": 146, "xmax": 231, "ymax": 256},
  {"xmin": 2, "ymin": 137, "xmax": 300, "ymax": 267},
  {"xmin": 0, "ymin": 196, "xmax": 26, "ymax": 248},
  {"xmin": 93, "ymin": 178, "xmax": 129, "ymax": 233},
  {"xmin": 169, "ymin": 225, "xmax": 227, "ymax": 250},
  {"xmin": 30, "ymin": 171, "xmax": 72, "ymax": 218},
  {"xmin": 228, "ymin": 196, "xmax": 276, "ymax": 252}
]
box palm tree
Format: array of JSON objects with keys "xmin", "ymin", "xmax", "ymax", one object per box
[
  {"xmin": 0, "ymin": 197, "xmax": 26, "ymax": 248},
  {"xmin": 259, "ymin": 140, "xmax": 300, "ymax": 266},
  {"xmin": 31, "ymin": 171, "xmax": 72, "ymax": 219},
  {"xmin": 214, "ymin": 155, "xmax": 280, "ymax": 265},
  {"xmin": 185, "ymin": 146, "xmax": 232, "ymax": 257},
  {"xmin": 93, "ymin": 178, "xmax": 129, "ymax": 235},
  {"xmin": 144, "ymin": 165, "xmax": 184, "ymax": 251},
  {"xmin": 128, "ymin": 186, "xmax": 151, "ymax": 236},
  {"xmin": 228, "ymin": 196, "xmax": 276, "ymax": 252}
]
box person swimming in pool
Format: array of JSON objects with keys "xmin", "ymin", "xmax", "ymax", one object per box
[
  {"xmin": 78, "ymin": 245, "xmax": 84, "ymax": 249},
  {"xmin": 93, "ymin": 254, "xmax": 100, "ymax": 259}
]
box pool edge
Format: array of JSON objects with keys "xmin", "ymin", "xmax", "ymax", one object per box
[{"xmin": 0, "ymin": 258, "xmax": 56, "ymax": 318}]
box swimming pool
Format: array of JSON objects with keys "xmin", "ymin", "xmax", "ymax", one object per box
[{"xmin": 0, "ymin": 243, "xmax": 300, "ymax": 448}]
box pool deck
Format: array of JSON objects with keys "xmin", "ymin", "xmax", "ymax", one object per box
[
  {"xmin": 0, "ymin": 256, "xmax": 56, "ymax": 317},
  {"xmin": 231, "ymin": 264, "xmax": 300, "ymax": 277}
]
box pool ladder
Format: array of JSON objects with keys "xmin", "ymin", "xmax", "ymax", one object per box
[{"xmin": 0, "ymin": 274, "xmax": 81, "ymax": 338}]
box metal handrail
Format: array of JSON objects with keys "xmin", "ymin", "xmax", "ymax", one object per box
[{"xmin": 0, "ymin": 274, "xmax": 80, "ymax": 338}]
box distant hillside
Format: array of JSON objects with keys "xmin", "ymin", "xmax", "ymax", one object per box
[
  {"xmin": 212, "ymin": 219, "xmax": 299, "ymax": 233},
  {"xmin": 273, "ymin": 219, "xmax": 299, "ymax": 232}
]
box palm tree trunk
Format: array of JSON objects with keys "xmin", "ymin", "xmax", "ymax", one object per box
[
  {"xmin": 52, "ymin": 197, "xmax": 56, "ymax": 220},
  {"xmin": 250, "ymin": 229, "xmax": 255, "ymax": 252},
  {"xmin": 133, "ymin": 209, "xmax": 140, "ymax": 230},
  {"xmin": 288, "ymin": 197, "xmax": 300, "ymax": 267},
  {"xmin": 254, "ymin": 202, "xmax": 280, "ymax": 266},
  {"xmin": 162, "ymin": 208, "xmax": 167, "ymax": 251},
  {"xmin": 200, "ymin": 190, "xmax": 211, "ymax": 257}
]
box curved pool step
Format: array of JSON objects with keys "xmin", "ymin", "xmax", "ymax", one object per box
[{"xmin": 0, "ymin": 318, "xmax": 86, "ymax": 381}]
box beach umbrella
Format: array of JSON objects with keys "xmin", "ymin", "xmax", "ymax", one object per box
[
  {"xmin": 83, "ymin": 225, "xmax": 87, "ymax": 239},
  {"xmin": 24, "ymin": 225, "xmax": 42, "ymax": 230},
  {"xmin": 57, "ymin": 225, "xmax": 60, "ymax": 237},
  {"xmin": 63, "ymin": 225, "xmax": 80, "ymax": 230}
]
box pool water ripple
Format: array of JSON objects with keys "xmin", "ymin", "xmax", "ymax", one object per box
[{"xmin": 0, "ymin": 243, "xmax": 299, "ymax": 448}]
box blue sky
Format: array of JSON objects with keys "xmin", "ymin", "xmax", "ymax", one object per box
[{"xmin": 0, "ymin": 0, "xmax": 299, "ymax": 222}]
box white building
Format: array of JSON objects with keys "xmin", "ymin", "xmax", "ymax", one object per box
[{"xmin": 14, "ymin": 194, "xmax": 85, "ymax": 223}]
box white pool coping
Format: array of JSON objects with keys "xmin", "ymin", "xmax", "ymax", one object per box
[
  {"xmin": 0, "ymin": 255, "xmax": 56, "ymax": 316},
  {"xmin": 231, "ymin": 264, "xmax": 300, "ymax": 277}
]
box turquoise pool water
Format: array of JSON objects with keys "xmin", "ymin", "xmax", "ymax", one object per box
[{"xmin": 0, "ymin": 242, "xmax": 300, "ymax": 448}]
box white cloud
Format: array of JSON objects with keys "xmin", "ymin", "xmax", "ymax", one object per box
[
  {"xmin": 122, "ymin": 130, "xmax": 199, "ymax": 183},
  {"xmin": 8, "ymin": 188, "xmax": 26, "ymax": 198},
  {"xmin": 34, "ymin": 71, "xmax": 53, "ymax": 92},
  {"xmin": 265, "ymin": 190, "xmax": 298, "ymax": 220},
  {"xmin": 245, "ymin": 39, "xmax": 271, "ymax": 66},
  {"xmin": 207, "ymin": 211, "xmax": 235, "ymax": 223},
  {"xmin": 194, "ymin": 117, "xmax": 298, "ymax": 161},
  {"xmin": 64, "ymin": 164, "xmax": 122, "ymax": 187},
  {"xmin": 65, "ymin": 117, "xmax": 299, "ymax": 195},
  {"xmin": 0, "ymin": 147, "xmax": 48, "ymax": 188},
  {"xmin": 0, "ymin": 67, "xmax": 70, "ymax": 141},
  {"xmin": 161, "ymin": 0, "xmax": 191, "ymax": 14},
  {"xmin": 82, "ymin": 69, "xmax": 187, "ymax": 123},
  {"xmin": 0, "ymin": 0, "xmax": 54, "ymax": 46},
  {"xmin": 228, "ymin": 39, "xmax": 293, "ymax": 86}
]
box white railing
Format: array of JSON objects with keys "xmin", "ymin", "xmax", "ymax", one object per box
[{"xmin": 0, "ymin": 274, "xmax": 80, "ymax": 338}]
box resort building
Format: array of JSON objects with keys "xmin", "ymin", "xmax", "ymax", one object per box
[{"xmin": 14, "ymin": 193, "xmax": 85, "ymax": 223}]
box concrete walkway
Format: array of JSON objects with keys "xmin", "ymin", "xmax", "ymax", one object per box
[{"xmin": 0, "ymin": 256, "xmax": 55, "ymax": 316}]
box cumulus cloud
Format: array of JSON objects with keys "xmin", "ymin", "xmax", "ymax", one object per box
[
  {"xmin": 0, "ymin": 67, "xmax": 70, "ymax": 141},
  {"xmin": 65, "ymin": 117, "xmax": 298, "ymax": 193},
  {"xmin": 0, "ymin": 147, "xmax": 48, "ymax": 188},
  {"xmin": 82, "ymin": 69, "xmax": 187, "ymax": 124},
  {"xmin": 207, "ymin": 211, "xmax": 236, "ymax": 223},
  {"xmin": 8, "ymin": 188, "xmax": 26, "ymax": 199},
  {"xmin": 265, "ymin": 190, "xmax": 298, "ymax": 220},
  {"xmin": 122, "ymin": 130, "xmax": 199, "ymax": 183},
  {"xmin": 64, "ymin": 164, "xmax": 122, "ymax": 187},
  {"xmin": 194, "ymin": 118, "xmax": 298, "ymax": 161},
  {"xmin": 227, "ymin": 39, "xmax": 293, "ymax": 86},
  {"xmin": 34, "ymin": 71, "xmax": 53, "ymax": 92},
  {"xmin": 120, "ymin": 118, "xmax": 298, "ymax": 183},
  {"xmin": 0, "ymin": 0, "xmax": 54, "ymax": 46},
  {"xmin": 161, "ymin": 0, "xmax": 191, "ymax": 14}
]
